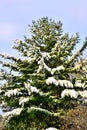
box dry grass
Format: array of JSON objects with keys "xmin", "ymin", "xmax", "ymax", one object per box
[
  {"xmin": 60, "ymin": 105, "xmax": 87, "ymax": 130},
  {"xmin": 0, "ymin": 116, "xmax": 5, "ymax": 130}
]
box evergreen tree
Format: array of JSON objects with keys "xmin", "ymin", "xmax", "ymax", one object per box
[{"xmin": 0, "ymin": 17, "xmax": 87, "ymax": 130}]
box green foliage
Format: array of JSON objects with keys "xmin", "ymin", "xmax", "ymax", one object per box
[
  {"xmin": 5, "ymin": 108, "xmax": 60, "ymax": 130},
  {"xmin": 0, "ymin": 17, "xmax": 87, "ymax": 129}
]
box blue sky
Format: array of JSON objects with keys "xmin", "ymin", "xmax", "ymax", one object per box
[
  {"xmin": 0, "ymin": 0, "xmax": 87, "ymax": 56},
  {"xmin": 0, "ymin": 0, "xmax": 87, "ymax": 114}
]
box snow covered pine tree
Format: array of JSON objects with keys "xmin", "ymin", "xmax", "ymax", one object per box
[{"xmin": 0, "ymin": 17, "xmax": 87, "ymax": 130}]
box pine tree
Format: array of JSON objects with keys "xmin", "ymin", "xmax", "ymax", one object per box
[{"xmin": 0, "ymin": 17, "xmax": 87, "ymax": 130}]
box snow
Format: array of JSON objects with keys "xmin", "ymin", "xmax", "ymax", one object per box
[
  {"xmin": 37, "ymin": 57, "xmax": 51, "ymax": 73},
  {"xmin": 61, "ymin": 89, "xmax": 78, "ymax": 99},
  {"xmin": 78, "ymin": 90, "xmax": 87, "ymax": 98},
  {"xmin": 3, "ymin": 108, "xmax": 22, "ymax": 117},
  {"xmin": 51, "ymin": 65, "xmax": 65, "ymax": 75},
  {"xmin": 58, "ymin": 80, "xmax": 73, "ymax": 88},
  {"xmin": 46, "ymin": 127, "xmax": 58, "ymax": 130},
  {"xmin": 28, "ymin": 107, "xmax": 52, "ymax": 115},
  {"xmin": 46, "ymin": 78, "xmax": 73, "ymax": 88},
  {"xmin": 19, "ymin": 97, "xmax": 29, "ymax": 105},
  {"xmin": 37, "ymin": 56, "xmax": 65, "ymax": 74},
  {"xmin": 44, "ymin": 63, "xmax": 51, "ymax": 72},
  {"xmin": 30, "ymin": 86, "xmax": 39, "ymax": 93},
  {"xmin": 0, "ymin": 89, "xmax": 2, "ymax": 94},
  {"xmin": 75, "ymin": 80, "xmax": 85, "ymax": 88},
  {"xmin": 46, "ymin": 77, "xmax": 58, "ymax": 86},
  {"xmin": 37, "ymin": 64, "xmax": 43, "ymax": 73},
  {"xmin": 5, "ymin": 89, "xmax": 22, "ymax": 97},
  {"xmin": 24, "ymin": 82, "xmax": 39, "ymax": 94},
  {"xmin": 41, "ymin": 52, "xmax": 51, "ymax": 60},
  {"xmin": 37, "ymin": 57, "xmax": 44, "ymax": 73}
]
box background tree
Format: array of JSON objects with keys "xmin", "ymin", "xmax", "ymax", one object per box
[{"xmin": 0, "ymin": 17, "xmax": 87, "ymax": 130}]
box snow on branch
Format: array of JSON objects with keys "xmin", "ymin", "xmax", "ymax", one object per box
[
  {"xmin": 0, "ymin": 53, "xmax": 21, "ymax": 62},
  {"xmin": 19, "ymin": 97, "xmax": 29, "ymax": 106},
  {"xmin": 51, "ymin": 65, "xmax": 65, "ymax": 75},
  {"xmin": 58, "ymin": 80, "xmax": 73, "ymax": 88},
  {"xmin": 46, "ymin": 77, "xmax": 58, "ymax": 86},
  {"xmin": 46, "ymin": 77, "xmax": 73, "ymax": 88},
  {"xmin": 66, "ymin": 41, "xmax": 87, "ymax": 65},
  {"xmin": 46, "ymin": 127, "xmax": 58, "ymax": 130},
  {"xmin": 78, "ymin": 90, "xmax": 87, "ymax": 98},
  {"xmin": 37, "ymin": 57, "xmax": 51, "ymax": 73},
  {"xmin": 75, "ymin": 80, "xmax": 85, "ymax": 88},
  {"xmin": 0, "ymin": 60, "xmax": 17, "ymax": 70},
  {"xmin": 61, "ymin": 89, "xmax": 78, "ymax": 99},
  {"xmin": 37, "ymin": 57, "xmax": 65, "ymax": 74},
  {"xmin": 41, "ymin": 52, "xmax": 51, "ymax": 60},
  {"xmin": 44, "ymin": 62, "xmax": 51, "ymax": 72},
  {"xmin": 27, "ymin": 106, "xmax": 53, "ymax": 116},
  {"xmin": 24, "ymin": 82, "xmax": 39, "ymax": 95},
  {"xmin": 3, "ymin": 108, "xmax": 22, "ymax": 117},
  {"xmin": 5, "ymin": 89, "xmax": 22, "ymax": 97}
]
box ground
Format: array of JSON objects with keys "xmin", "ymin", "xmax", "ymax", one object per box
[
  {"xmin": 60, "ymin": 105, "xmax": 87, "ymax": 130},
  {"xmin": 0, "ymin": 116, "xmax": 4, "ymax": 130}
]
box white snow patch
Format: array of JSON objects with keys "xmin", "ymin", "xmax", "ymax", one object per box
[
  {"xmin": 51, "ymin": 65, "xmax": 65, "ymax": 75},
  {"xmin": 58, "ymin": 80, "xmax": 73, "ymax": 88},
  {"xmin": 46, "ymin": 77, "xmax": 58, "ymax": 86},
  {"xmin": 61, "ymin": 89, "xmax": 78, "ymax": 99}
]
